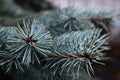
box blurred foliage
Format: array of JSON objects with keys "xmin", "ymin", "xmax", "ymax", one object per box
[{"xmin": 0, "ymin": 0, "xmax": 55, "ymax": 26}]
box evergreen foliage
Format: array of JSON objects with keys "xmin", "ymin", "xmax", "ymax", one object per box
[
  {"xmin": 47, "ymin": 8, "xmax": 113, "ymax": 36},
  {"xmin": 0, "ymin": 27, "xmax": 9, "ymax": 48},
  {"xmin": 44, "ymin": 29, "xmax": 109, "ymax": 78},
  {"xmin": 0, "ymin": 8, "xmax": 114, "ymax": 80}
]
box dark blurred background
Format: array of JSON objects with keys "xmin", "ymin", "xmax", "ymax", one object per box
[{"xmin": 0, "ymin": 0, "xmax": 120, "ymax": 80}]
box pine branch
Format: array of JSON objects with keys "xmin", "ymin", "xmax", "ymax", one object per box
[
  {"xmin": 5, "ymin": 19, "xmax": 52, "ymax": 66},
  {"xmin": 0, "ymin": 7, "xmax": 114, "ymax": 80},
  {"xmin": 0, "ymin": 27, "xmax": 12, "ymax": 48},
  {"xmin": 0, "ymin": 51, "xmax": 24, "ymax": 73},
  {"xmin": 44, "ymin": 29, "xmax": 109, "ymax": 78},
  {"xmin": 48, "ymin": 8, "xmax": 94, "ymax": 36},
  {"xmin": 46, "ymin": 8, "xmax": 113, "ymax": 37}
]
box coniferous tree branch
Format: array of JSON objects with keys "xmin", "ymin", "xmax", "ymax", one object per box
[
  {"xmin": 0, "ymin": 52, "xmax": 24, "ymax": 73},
  {"xmin": 44, "ymin": 29, "xmax": 109, "ymax": 78},
  {"xmin": 0, "ymin": 7, "xmax": 115, "ymax": 80},
  {"xmin": 0, "ymin": 19, "xmax": 52, "ymax": 72},
  {"xmin": 0, "ymin": 27, "xmax": 9, "ymax": 48},
  {"xmin": 46, "ymin": 8, "xmax": 113, "ymax": 37}
]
